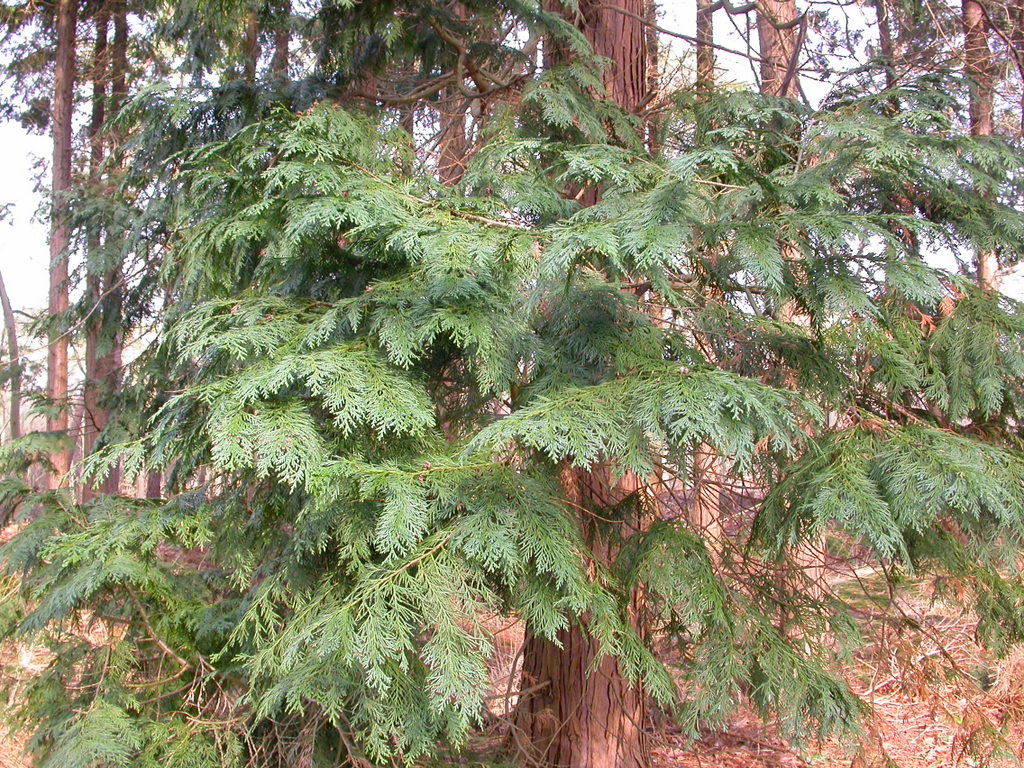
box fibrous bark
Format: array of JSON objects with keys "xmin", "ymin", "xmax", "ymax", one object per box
[
  {"xmin": 696, "ymin": 0, "xmax": 715, "ymax": 94},
  {"xmin": 513, "ymin": 4, "xmax": 653, "ymax": 767},
  {"xmin": 963, "ymin": 0, "xmax": 998, "ymax": 289},
  {"xmin": 47, "ymin": 0, "xmax": 78, "ymax": 486},
  {"xmin": 513, "ymin": 466, "xmax": 649, "ymax": 768},
  {"xmin": 757, "ymin": 0, "xmax": 801, "ymax": 98}
]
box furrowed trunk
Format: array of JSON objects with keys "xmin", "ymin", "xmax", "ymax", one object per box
[
  {"xmin": 83, "ymin": 2, "xmax": 109, "ymax": 495},
  {"xmin": 963, "ymin": 0, "xmax": 998, "ymax": 289},
  {"xmin": 514, "ymin": 467, "xmax": 649, "ymax": 768},
  {"xmin": 757, "ymin": 0, "xmax": 801, "ymax": 99},
  {"xmin": 47, "ymin": 0, "xmax": 78, "ymax": 486},
  {"xmin": 513, "ymin": 5, "xmax": 653, "ymax": 765},
  {"xmin": 695, "ymin": 0, "xmax": 715, "ymax": 94},
  {"xmin": 514, "ymin": 625, "xmax": 648, "ymax": 768},
  {"xmin": 580, "ymin": 0, "xmax": 649, "ymax": 112},
  {"xmin": 437, "ymin": 90, "xmax": 468, "ymax": 186},
  {"xmin": 963, "ymin": 0, "xmax": 994, "ymax": 137},
  {"xmin": 436, "ymin": 3, "xmax": 470, "ymax": 186}
]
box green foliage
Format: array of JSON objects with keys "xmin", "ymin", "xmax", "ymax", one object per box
[{"xmin": 5, "ymin": 5, "xmax": 1024, "ymax": 765}]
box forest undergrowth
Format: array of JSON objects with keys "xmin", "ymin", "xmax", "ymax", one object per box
[{"xmin": 3, "ymin": 519, "xmax": 1022, "ymax": 768}]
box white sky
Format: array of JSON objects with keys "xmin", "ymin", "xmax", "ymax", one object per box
[{"xmin": 0, "ymin": 121, "xmax": 50, "ymax": 313}]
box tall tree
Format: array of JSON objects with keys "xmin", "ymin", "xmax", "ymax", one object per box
[
  {"xmin": 963, "ymin": 0, "xmax": 999, "ymax": 289},
  {"xmin": 46, "ymin": 0, "xmax": 78, "ymax": 485},
  {"xmin": 512, "ymin": 3, "xmax": 653, "ymax": 766},
  {"xmin": 5, "ymin": 5, "xmax": 1024, "ymax": 768},
  {"xmin": 83, "ymin": 0, "xmax": 110, "ymax": 496},
  {"xmin": 757, "ymin": 0, "xmax": 801, "ymax": 98}
]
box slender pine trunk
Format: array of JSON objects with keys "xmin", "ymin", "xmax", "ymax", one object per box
[
  {"xmin": 757, "ymin": 0, "xmax": 801, "ymax": 98},
  {"xmin": 963, "ymin": 0, "xmax": 998, "ymax": 289},
  {"xmin": 47, "ymin": 0, "xmax": 78, "ymax": 487}
]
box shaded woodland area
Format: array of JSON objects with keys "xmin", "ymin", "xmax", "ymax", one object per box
[{"xmin": 4, "ymin": 1, "xmax": 1024, "ymax": 766}]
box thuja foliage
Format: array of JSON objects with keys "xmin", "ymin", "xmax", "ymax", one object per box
[{"xmin": 5, "ymin": 60, "xmax": 1024, "ymax": 766}]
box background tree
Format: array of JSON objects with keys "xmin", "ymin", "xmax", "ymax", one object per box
[{"xmin": 46, "ymin": 0, "xmax": 77, "ymax": 485}]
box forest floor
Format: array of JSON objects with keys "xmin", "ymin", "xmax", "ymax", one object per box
[{"xmin": 3, "ymin": 557, "xmax": 1024, "ymax": 768}]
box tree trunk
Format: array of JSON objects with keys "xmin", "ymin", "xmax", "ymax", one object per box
[
  {"xmin": 272, "ymin": 0, "xmax": 290, "ymax": 77},
  {"xmin": 244, "ymin": 7, "xmax": 259, "ymax": 81},
  {"xmin": 513, "ymin": 5, "xmax": 652, "ymax": 766},
  {"xmin": 91, "ymin": 0, "xmax": 129, "ymax": 496},
  {"xmin": 47, "ymin": 0, "xmax": 78, "ymax": 486},
  {"xmin": 963, "ymin": 0, "xmax": 998, "ymax": 289},
  {"xmin": 514, "ymin": 625, "xmax": 647, "ymax": 768},
  {"xmin": 0, "ymin": 269, "xmax": 21, "ymax": 441},
  {"xmin": 578, "ymin": 0, "xmax": 649, "ymax": 113},
  {"xmin": 758, "ymin": 2, "xmax": 825, "ymax": 593},
  {"xmin": 436, "ymin": 3, "xmax": 471, "ymax": 186},
  {"xmin": 513, "ymin": 466, "xmax": 649, "ymax": 768},
  {"xmin": 872, "ymin": 0, "xmax": 897, "ymax": 92},
  {"xmin": 692, "ymin": 444, "xmax": 724, "ymax": 548},
  {"xmin": 757, "ymin": 0, "xmax": 801, "ymax": 98},
  {"xmin": 83, "ymin": 2, "xmax": 110, "ymax": 500},
  {"xmin": 111, "ymin": 1, "xmax": 128, "ymax": 111},
  {"xmin": 437, "ymin": 90, "xmax": 468, "ymax": 185},
  {"xmin": 695, "ymin": 0, "xmax": 715, "ymax": 94}
]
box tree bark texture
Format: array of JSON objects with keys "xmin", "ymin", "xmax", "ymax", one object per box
[
  {"xmin": 84, "ymin": 3, "xmax": 109, "ymax": 468},
  {"xmin": 437, "ymin": 90, "xmax": 469, "ymax": 186},
  {"xmin": 695, "ymin": 0, "xmax": 715, "ymax": 94},
  {"xmin": 47, "ymin": 0, "xmax": 78, "ymax": 485},
  {"xmin": 963, "ymin": 0, "xmax": 998, "ymax": 289},
  {"xmin": 578, "ymin": 0, "xmax": 649, "ymax": 113},
  {"xmin": 513, "ymin": 466, "xmax": 649, "ymax": 768},
  {"xmin": 513, "ymin": 4, "xmax": 653, "ymax": 766},
  {"xmin": 757, "ymin": 0, "xmax": 801, "ymax": 98}
]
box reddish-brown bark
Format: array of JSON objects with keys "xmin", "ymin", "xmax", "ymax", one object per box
[
  {"xmin": 513, "ymin": 467, "xmax": 650, "ymax": 768},
  {"xmin": 82, "ymin": 0, "xmax": 127, "ymax": 496},
  {"xmin": 47, "ymin": 0, "xmax": 78, "ymax": 486},
  {"xmin": 512, "ymin": 5, "xmax": 653, "ymax": 767},
  {"xmin": 963, "ymin": 0, "xmax": 998, "ymax": 289},
  {"xmin": 757, "ymin": 0, "xmax": 801, "ymax": 98},
  {"xmin": 83, "ymin": 2, "xmax": 110, "ymax": 500},
  {"xmin": 696, "ymin": 0, "xmax": 715, "ymax": 94}
]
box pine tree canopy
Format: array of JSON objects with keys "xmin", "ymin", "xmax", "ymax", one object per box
[{"xmin": 4, "ymin": 1, "xmax": 1024, "ymax": 766}]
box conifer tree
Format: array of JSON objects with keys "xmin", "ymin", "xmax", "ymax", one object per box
[{"xmin": 3, "ymin": 3, "xmax": 1024, "ymax": 768}]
